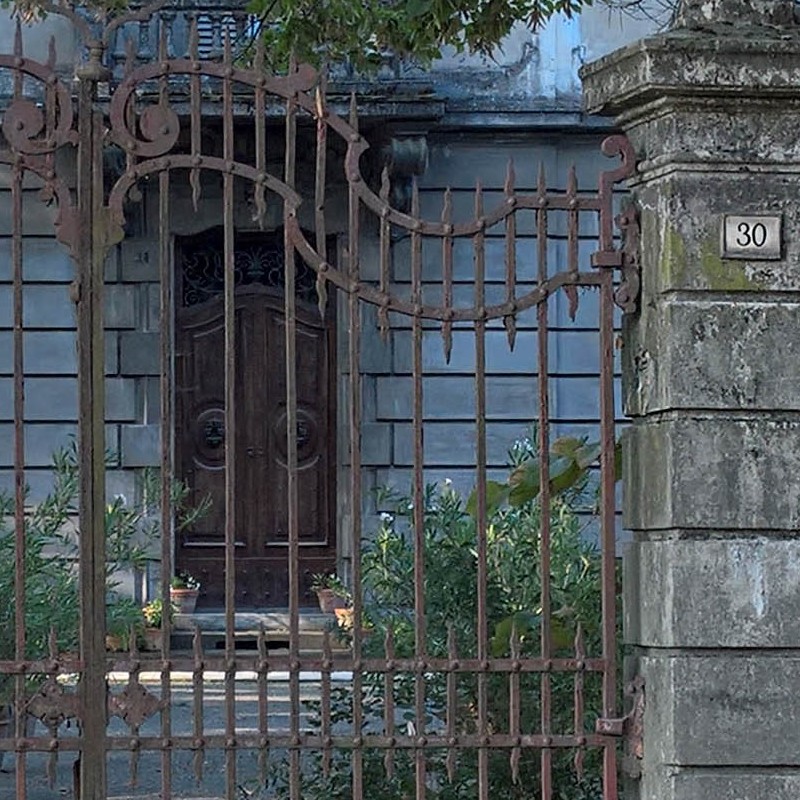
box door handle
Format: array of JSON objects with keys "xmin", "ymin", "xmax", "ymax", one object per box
[{"xmin": 246, "ymin": 447, "xmax": 264, "ymax": 457}]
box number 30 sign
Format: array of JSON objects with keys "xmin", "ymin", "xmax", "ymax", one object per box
[{"xmin": 722, "ymin": 215, "xmax": 782, "ymax": 260}]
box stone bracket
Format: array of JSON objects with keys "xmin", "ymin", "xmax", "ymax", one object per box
[{"xmin": 596, "ymin": 675, "xmax": 645, "ymax": 779}]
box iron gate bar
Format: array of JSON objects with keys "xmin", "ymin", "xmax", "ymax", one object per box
[
  {"xmin": 347, "ymin": 93, "xmax": 367, "ymax": 800},
  {"xmin": 284, "ymin": 57, "xmax": 302, "ymax": 800},
  {"xmin": 537, "ymin": 161, "xmax": 553, "ymax": 800}
]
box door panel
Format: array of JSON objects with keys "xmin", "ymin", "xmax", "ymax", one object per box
[{"xmin": 175, "ymin": 254, "xmax": 336, "ymax": 609}]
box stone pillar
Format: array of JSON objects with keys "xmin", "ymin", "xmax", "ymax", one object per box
[{"xmin": 582, "ymin": 2, "xmax": 800, "ymax": 798}]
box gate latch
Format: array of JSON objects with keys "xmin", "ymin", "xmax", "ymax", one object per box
[{"xmin": 596, "ymin": 675, "xmax": 645, "ymax": 778}]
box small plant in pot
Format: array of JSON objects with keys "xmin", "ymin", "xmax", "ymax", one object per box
[
  {"xmin": 310, "ymin": 573, "xmax": 350, "ymax": 613},
  {"xmin": 141, "ymin": 597, "xmax": 175, "ymax": 651},
  {"xmin": 169, "ymin": 571, "xmax": 201, "ymax": 614}
]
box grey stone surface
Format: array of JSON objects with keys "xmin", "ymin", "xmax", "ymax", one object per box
[
  {"xmin": 105, "ymin": 377, "xmax": 138, "ymax": 422},
  {"xmin": 376, "ymin": 375, "xmax": 539, "ymax": 421},
  {"xmin": 0, "ymin": 423, "xmax": 76, "ymax": 467},
  {"xmin": 120, "ymin": 423, "xmax": 161, "ymax": 467},
  {"xmin": 106, "ymin": 331, "xmax": 119, "ymax": 375},
  {"xmin": 624, "ymin": 299, "xmax": 800, "ymax": 416},
  {"xmin": 0, "ymin": 191, "xmax": 59, "ymax": 236},
  {"xmin": 0, "ymin": 331, "xmax": 77, "ymax": 376},
  {"xmin": 143, "ymin": 376, "xmax": 161, "ymax": 424},
  {"xmin": 634, "ymin": 174, "xmax": 800, "ymax": 296},
  {"xmin": 393, "ymin": 421, "xmax": 530, "ymax": 467},
  {"xmin": 0, "ymin": 237, "xmax": 74, "ymax": 282},
  {"xmin": 119, "ymin": 239, "xmax": 160, "ymax": 282},
  {"xmin": 639, "ymin": 653, "xmax": 800, "ymax": 767},
  {"xmin": 624, "ymin": 416, "xmax": 800, "ymax": 532},
  {"xmin": 669, "ymin": 771, "xmax": 800, "ymax": 800},
  {"xmin": 629, "ymin": 766, "xmax": 800, "ymax": 800},
  {"xmin": 360, "ymin": 422, "xmax": 392, "ymax": 466},
  {"xmin": 0, "ymin": 285, "xmax": 75, "ymax": 329},
  {"xmin": 105, "ymin": 284, "xmax": 137, "ymax": 329},
  {"xmin": 584, "ymin": 11, "xmax": 800, "ymax": 793},
  {"xmin": 144, "ymin": 282, "xmax": 161, "ymax": 331},
  {"xmin": 626, "ymin": 537, "xmax": 800, "ymax": 648},
  {"xmin": 0, "ymin": 377, "xmax": 77, "ymax": 421},
  {"xmin": 119, "ymin": 331, "xmax": 160, "ymax": 376}
]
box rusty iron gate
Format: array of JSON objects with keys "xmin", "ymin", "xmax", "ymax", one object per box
[{"xmin": 0, "ymin": 3, "xmax": 639, "ymax": 799}]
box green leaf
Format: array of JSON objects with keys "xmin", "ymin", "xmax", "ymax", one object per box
[{"xmin": 466, "ymin": 480, "xmax": 508, "ymax": 518}]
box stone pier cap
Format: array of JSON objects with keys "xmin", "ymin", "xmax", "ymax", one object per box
[{"xmin": 580, "ymin": 9, "xmax": 800, "ymax": 123}]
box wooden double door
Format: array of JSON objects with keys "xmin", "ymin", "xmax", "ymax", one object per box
[{"xmin": 174, "ymin": 231, "xmax": 336, "ymax": 609}]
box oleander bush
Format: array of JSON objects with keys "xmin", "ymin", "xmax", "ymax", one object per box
[{"xmin": 266, "ymin": 433, "xmax": 619, "ymax": 800}]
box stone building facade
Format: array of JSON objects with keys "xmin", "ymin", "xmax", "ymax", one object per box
[{"xmin": 0, "ymin": 2, "xmax": 661, "ymax": 604}]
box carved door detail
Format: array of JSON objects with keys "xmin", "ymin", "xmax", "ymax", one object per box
[{"xmin": 175, "ymin": 231, "xmax": 336, "ymax": 608}]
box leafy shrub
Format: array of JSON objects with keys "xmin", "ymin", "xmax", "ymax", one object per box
[
  {"xmin": 267, "ymin": 435, "xmax": 618, "ymax": 800},
  {"xmin": 0, "ymin": 444, "xmax": 209, "ymax": 699}
]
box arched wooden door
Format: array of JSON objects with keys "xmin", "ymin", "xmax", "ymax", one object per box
[{"xmin": 174, "ymin": 229, "xmax": 336, "ymax": 609}]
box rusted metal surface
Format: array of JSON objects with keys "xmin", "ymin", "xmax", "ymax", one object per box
[{"xmin": 0, "ymin": 5, "xmax": 637, "ymax": 800}]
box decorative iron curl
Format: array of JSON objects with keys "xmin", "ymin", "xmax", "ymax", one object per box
[
  {"xmin": 0, "ymin": 153, "xmax": 78, "ymax": 256},
  {"xmin": 0, "ymin": 61, "xmax": 77, "ymax": 155},
  {"xmin": 615, "ymin": 202, "xmax": 641, "ymax": 314},
  {"xmin": 287, "ymin": 215, "xmax": 606, "ymax": 323},
  {"xmin": 107, "ymin": 61, "xmax": 317, "ymax": 158}
]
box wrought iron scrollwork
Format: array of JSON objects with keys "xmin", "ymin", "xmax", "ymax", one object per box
[{"xmin": 180, "ymin": 231, "xmax": 318, "ymax": 307}]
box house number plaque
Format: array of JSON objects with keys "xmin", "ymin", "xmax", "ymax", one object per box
[{"xmin": 722, "ymin": 215, "xmax": 782, "ymax": 259}]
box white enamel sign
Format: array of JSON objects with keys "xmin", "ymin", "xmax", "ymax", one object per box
[{"xmin": 722, "ymin": 215, "xmax": 782, "ymax": 260}]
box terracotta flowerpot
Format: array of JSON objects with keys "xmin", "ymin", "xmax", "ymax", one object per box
[
  {"xmin": 316, "ymin": 588, "xmax": 348, "ymax": 613},
  {"xmin": 141, "ymin": 627, "xmax": 163, "ymax": 652},
  {"xmin": 105, "ymin": 633, "xmax": 127, "ymax": 652},
  {"xmin": 170, "ymin": 587, "xmax": 199, "ymax": 615}
]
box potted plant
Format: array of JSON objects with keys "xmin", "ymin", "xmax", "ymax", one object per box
[
  {"xmin": 106, "ymin": 596, "xmax": 144, "ymax": 652},
  {"xmin": 310, "ymin": 573, "xmax": 350, "ymax": 613},
  {"xmin": 169, "ymin": 571, "xmax": 201, "ymax": 614},
  {"xmin": 141, "ymin": 597, "xmax": 175, "ymax": 651}
]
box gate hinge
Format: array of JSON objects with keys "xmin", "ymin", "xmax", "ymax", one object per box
[
  {"xmin": 595, "ymin": 675, "xmax": 645, "ymax": 779},
  {"xmin": 592, "ymin": 201, "xmax": 641, "ymax": 314}
]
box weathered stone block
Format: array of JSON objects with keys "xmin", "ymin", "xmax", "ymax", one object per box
[
  {"xmin": 0, "ymin": 238, "xmax": 74, "ymax": 282},
  {"xmin": 119, "ymin": 331, "xmax": 160, "ymax": 376},
  {"xmin": 119, "ymin": 239, "xmax": 159, "ymax": 282},
  {"xmin": 106, "ymin": 331, "xmax": 119, "ymax": 375},
  {"xmin": 106, "ymin": 469, "xmax": 137, "ymax": 504},
  {"xmin": 393, "ymin": 329, "xmax": 540, "ymax": 374},
  {"xmin": 0, "ymin": 377, "xmax": 76, "ymax": 421},
  {"xmin": 0, "ymin": 191, "xmax": 59, "ymax": 236},
  {"xmin": 29, "ymin": 332, "xmax": 77, "ymax": 375},
  {"xmin": 638, "ymin": 654, "xmax": 800, "ymax": 767},
  {"xmin": 626, "ymin": 537, "xmax": 800, "ymax": 648},
  {"xmin": 144, "ymin": 283, "xmax": 161, "ymax": 331},
  {"xmin": 361, "ymin": 422, "xmax": 392, "ymax": 466},
  {"xmin": 105, "ymin": 377, "xmax": 138, "ymax": 422},
  {"xmin": 624, "ymin": 298, "xmax": 800, "ymax": 416},
  {"xmin": 120, "ymin": 423, "xmax": 161, "ymax": 467},
  {"xmin": 624, "ymin": 416, "xmax": 800, "ymax": 531},
  {"xmin": 143, "ymin": 377, "xmax": 161, "ymax": 424},
  {"xmin": 13, "ymin": 285, "xmax": 75, "ymax": 328},
  {"xmin": 104, "ymin": 285, "xmax": 137, "ymax": 330},
  {"xmin": 628, "ymin": 766, "xmax": 800, "ymax": 800},
  {"xmin": 634, "ymin": 173, "xmax": 800, "ymax": 296},
  {"xmin": 393, "ymin": 421, "xmax": 530, "ymax": 467},
  {"xmin": 376, "ymin": 375, "xmax": 545, "ymax": 421}
]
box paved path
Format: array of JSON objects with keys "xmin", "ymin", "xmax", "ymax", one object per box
[{"xmin": 0, "ymin": 674, "xmax": 350, "ymax": 800}]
